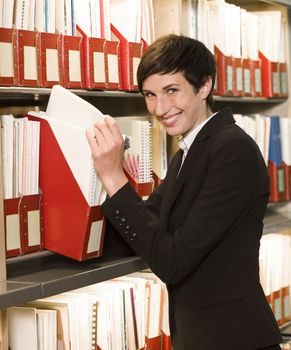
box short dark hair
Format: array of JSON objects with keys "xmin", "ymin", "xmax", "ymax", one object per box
[{"xmin": 137, "ymin": 34, "xmax": 216, "ymax": 107}]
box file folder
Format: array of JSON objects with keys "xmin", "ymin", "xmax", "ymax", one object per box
[
  {"xmin": 77, "ymin": 25, "xmax": 107, "ymax": 90},
  {"xmin": 27, "ymin": 114, "xmax": 106, "ymax": 261},
  {"xmin": 61, "ymin": 34, "xmax": 85, "ymax": 89},
  {"xmin": 4, "ymin": 194, "xmax": 43, "ymax": 258},
  {"xmin": 259, "ymin": 51, "xmax": 280, "ymax": 98},
  {"xmin": 36, "ymin": 32, "xmax": 63, "ymax": 88},
  {"xmin": 16, "ymin": 29, "xmax": 39, "ymax": 87},
  {"xmin": 111, "ymin": 24, "xmax": 143, "ymax": 91},
  {"xmin": 214, "ymin": 46, "xmax": 234, "ymax": 97},
  {"xmin": 0, "ymin": 27, "xmax": 18, "ymax": 86},
  {"xmin": 268, "ymin": 116, "xmax": 286, "ymax": 202}
]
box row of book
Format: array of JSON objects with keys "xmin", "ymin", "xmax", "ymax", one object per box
[
  {"xmin": 195, "ymin": 0, "xmax": 288, "ymax": 98},
  {"xmin": 7, "ymin": 271, "xmax": 172, "ymax": 350},
  {"xmin": 259, "ymin": 229, "xmax": 291, "ymax": 327},
  {"xmin": 234, "ymin": 114, "xmax": 291, "ymax": 203},
  {"xmin": 0, "ymin": 0, "xmax": 155, "ymax": 43},
  {"xmin": 1, "ymin": 85, "xmax": 167, "ymax": 260},
  {"xmin": 1, "ymin": 22, "xmax": 286, "ymax": 98},
  {"xmin": 0, "ymin": 26, "xmax": 145, "ymax": 91},
  {"xmin": 0, "ymin": 1, "xmax": 289, "ymax": 97},
  {"xmin": 1, "ymin": 114, "xmax": 40, "ymax": 199},
  {"xmin": 7, "ymin": 230, "xmax": 291, "ymax": 350},
  {"xmin": 0, "ymin": 0, "xmax": 155, "ymax": 91}
]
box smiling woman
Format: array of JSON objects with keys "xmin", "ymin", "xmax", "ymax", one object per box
[
  {"xmin": 142, "ymin": 72, "xmax": 212, "ymax": 137},
  {"xmin": 86, "ymin": 34, "xmax": 281, "ymax": 350}
]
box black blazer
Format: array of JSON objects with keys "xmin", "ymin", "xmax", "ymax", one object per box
[{"xmin": 102, "ymin": 107, "xmax": 281, "ymax": 350}]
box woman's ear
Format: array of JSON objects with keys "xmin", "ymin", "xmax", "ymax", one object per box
[{"xmin": 200, "ymin": 76, "xmax": 212, "ymax": 100}]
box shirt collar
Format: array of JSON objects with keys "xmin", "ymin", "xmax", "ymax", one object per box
[{"xmin": 178, "ymin": 112, "xmax": 217, "ymax": 154}]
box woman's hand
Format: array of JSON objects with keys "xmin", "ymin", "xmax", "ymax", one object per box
[{"xmin": 86, "ymin": 115, "xmax": 128, "ymax": 197}]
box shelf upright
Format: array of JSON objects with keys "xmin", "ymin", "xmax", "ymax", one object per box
[{"xmin": 0, "ymin": 123, "xmax": 8, "ymax": 350}]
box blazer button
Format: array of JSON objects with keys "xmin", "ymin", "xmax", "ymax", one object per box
[{"xmin": 130, "ymin": 233, "xmax": 137, "ymax": 240}]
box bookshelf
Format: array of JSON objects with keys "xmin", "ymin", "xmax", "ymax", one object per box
[{"xmin": 0, "ymin": 0, "xmax": 291, "ymax": 348}]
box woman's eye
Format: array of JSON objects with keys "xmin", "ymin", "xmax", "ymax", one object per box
[
  {"xmin": 144, "ymin": 92, "xmax": 154, "ymax": 98},
  {"xmin": 168, "ymin": 88, "xmax": 177, "ymax": 94}
]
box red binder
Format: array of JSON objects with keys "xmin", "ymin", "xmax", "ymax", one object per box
[
  {"xmin": 272, "ymin": 288, "xmax": 283, "ymax": 326},
  {"xmin": 125, "ymin": 170, "xmax": 154, "ymax": 198},
  {"xmin": 152, "ymin": 172, "xmax": 163, "ymax": 188},
  {"xmin": 16, "ymin": 29, "xmax": 39, "ymax": 87},
  {"xmin": 105, "ymin": 39, "xmax": 121, "ymax": 90},
  {"xmin": 283, "ymin": 163, "xmax": 291, "ymax": 201},
  {"xmin": 36, "ymin": 32, "xmax": 63, "ymax": 88},
  {"xmin": 279, "ymin": 62, "xmax": 288, "ymax": 98},
  {"xmin": 161, "ymin": 331, "xmax": 172, "ymax": 350},
  {"xmin": 4, "ymin": 197, "xmax": 22, "ymax": 258},
  {"xmin": 61, "ymin": 34, "xmax": 85, "ymax": 89},
  {"xmin": 4, "ymin": 194, "xmax": 43, "ymax": 258},
  {"xmin": 233, "ymin": 57, "xmax": 243, "ymax": 96},
  {"xmin": 281, "ymin": 285, "xmax": 291, "ymax": 324},
  {"xmin": 268, "ymin": 161, "xmax": 286, "ymax": 203},
  {"xmin": 259, "ymin": 51, "xmax": 280, "ymax": 98},
  {"xmin": 77, "ymin": 26, "xmax": 107, "ymax": 90},
  {"xmin": 242, "ymin": 59, "xmax": 252, "ymax": 97},
  {"xmin": 0, "ymin": 27, "xmax": 18, "ymax": 86},
  {"xmin": 250, "ymin": 59, "xmax": 262, "ymax": 97},
  {"xmin": 214, "ymin": 46, "xmax": 234, "ymax": 97},
  {"xmin": 145, "ymin": 335, "xmax": 162, "ymax": 350},
  {"xmin": 111, "ymin": 24, "xmax": 143, "ymax": 91},
  {"xmin": 28, "ymin": 114, "xmax": 106, "ymax": 261}
]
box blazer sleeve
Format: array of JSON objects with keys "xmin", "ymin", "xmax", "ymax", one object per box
[
  {"xmin": 102, "ymin": 136, "xmax": 268, "ymax": 284},
  {"xmin": 102, "ymin": 180, "xmax": 165, "ymax": 258}
]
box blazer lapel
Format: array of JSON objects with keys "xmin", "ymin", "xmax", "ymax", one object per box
[
  {"xmin": 166, "ymin": 107, "xmax": 235, "ymax": 215},
  {"xmin": 161, "ymin": 149, "xmax": 183, "ymax": 217}
]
